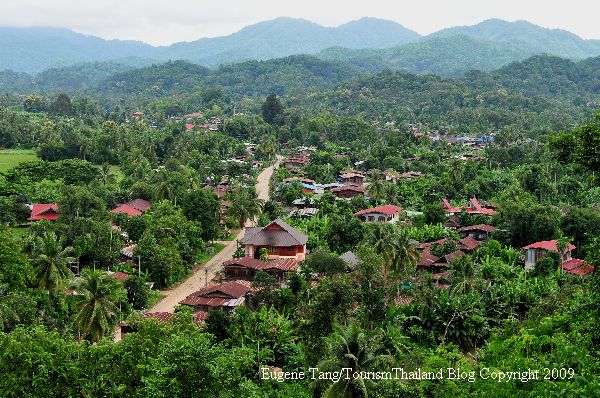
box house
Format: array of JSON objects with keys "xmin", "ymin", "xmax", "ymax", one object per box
[
  {"xmin": 561, "ymin": 258, "xmax": 594, "ymax": 276},
  {"xmin": 522, "ymin": 240, "xmax": 576, "ymax": 271},
  {"xmin": 331, "ymin": 184, "xmax": 364, "ymax": 199},
  {"xmin": 184, "ymin": 123, "xmax": 195, "ymax": 131},
  {"xmin": 240, "ymin": 218, "xmax": 308, "ymax": 261},
  {"xmin": 441, "ymin": 199, "xmax": 461, "ymax": 215},
  {"xmin": 441, "ymin": 197, "xmax": 496, "ymax": 216},
  {"xmin": 458, "ymin": 224, "xmax": 496, "ymax": 240},
  {"xmin": 340, "ymin": 251, "xmax": 361, "ymax": 269},
  {"xmin": 132, "ymin": 111, "xmax": 143, "ymax": 118},
  {"xmin": 340, "ymin": 172, "xmax": 365, "ymax": 185},
  {"xmin": 354, "ymin": 205, "xmax": 403, "ymax": 223},
  {"xmin": 283, "ymin": 155, "xmax": 309, "ymax": 169},
  {"xmin": 106, "ymin": 271, "xmax": 129, "ymax": 284},
  {"xmin": 466, "ymin": 197, "xmax": 496, "ymax": 215},
  {"xmin": 28, "ymin": 204, "xmax": 59, "ymax": 221},
  {"xmin": 112, "ymin": 199, "xmax": 152, "ymax": 218},
  {"xmin": 184, "ymin": 112, "xmax": 203, "ymax": 120},
  {"xmin": 179, "ymin": 280, "xmax": 252, "ymax": 313},
  {"xmin": 398, "ymin": 171, "xmax": 424, "ymax": 179},
  {"xmin": 288, "ymin": 207, "xmax": 319, "ymax": 218},
  {"xmin": 222, "ymin": 257, "xmax": 299, "ymax": 282}
]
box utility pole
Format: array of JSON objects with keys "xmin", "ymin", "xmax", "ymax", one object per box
[{"xmin": 205, "ymin": 268, "xmax": 208, "ymax": 287}]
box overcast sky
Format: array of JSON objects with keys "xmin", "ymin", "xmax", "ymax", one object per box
[{"xmin": 1, "ymin": 0, "xmax": 599, "ymax": 46}]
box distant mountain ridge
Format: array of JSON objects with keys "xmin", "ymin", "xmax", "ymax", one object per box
[{"xmin": 1, "ymin": 17, "xmax": 600, "ymax": 76}]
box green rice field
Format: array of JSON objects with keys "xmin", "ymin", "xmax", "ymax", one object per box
[{"xmin": 0, "ymin": 149, "xmax": 38, "ymax": 172}]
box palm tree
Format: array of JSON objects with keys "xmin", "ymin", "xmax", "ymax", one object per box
[
  {"xmin": 365, "ymin": 224, "xmax": 418, "ymax": 279},
  {"xmin": 75, "ymin": 270, "xmax": 123, "ymax": 343},
  {"xmin": 312, "ymin": 324, "xmax": 392, "ymax": 398},
  {"xmin": 32, "ymin": 232, "xmax": 74, "ymax": 292},
  {"xmin": 229, "ymin": 187, "xmax": 264, "ymax": 228},
  {"xmin": 366, "ymin": 173, "xmax": 385, "ymax": 204},
  {"xmin": 98, "ymin": 163, "xmax": 117, "ymax": 186}
]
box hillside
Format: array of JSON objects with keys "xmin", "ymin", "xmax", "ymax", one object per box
[
  {"xmin": 0, "ymin": 18, "xmax": 420, "ymax": 73},
  {"xmin": 0, "ymin": 27, "xmax": 155, "ymax": 73},
  {"xmin": 430, "ymin": 19, "xmax": 600, "ymax": 59}
]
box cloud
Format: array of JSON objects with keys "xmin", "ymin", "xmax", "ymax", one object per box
[{"xmin": 0, "ymin": 0, "xmax": 598, "ymax": 45}]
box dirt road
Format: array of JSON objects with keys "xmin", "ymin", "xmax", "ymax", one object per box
[{"xmin": 148, "ymin": 156, "xmax": 280, "ymax": 313}]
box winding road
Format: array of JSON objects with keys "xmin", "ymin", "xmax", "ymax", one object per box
[{"xmin": 148, "ymin": 156, "xmax": 279, "ymax": 313}]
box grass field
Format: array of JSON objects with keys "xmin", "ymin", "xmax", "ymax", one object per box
[
  {"xmin": 7, "ymin": 226, "xmax": 30, "ymax": 239},
  {"xmin": 0, "ymin": 149, "xmax": 37, "ymax": 172}
]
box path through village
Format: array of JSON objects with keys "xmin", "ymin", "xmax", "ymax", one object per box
[{"xmin": 147, "ymin": 156, "xmax": 280, "ymax": 314}]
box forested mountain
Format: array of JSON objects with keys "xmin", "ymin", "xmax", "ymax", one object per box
[
  {"xmin": 0, "ymin": 18, "xmax": 420, "ymax": 73},
  {"xmin": 318, "ymin": 35, "xmax": 533, "ymax": 77},
  {"xmin": 430, "ymin": 19, "xmax": 600, "ymax": 59},
  {"xmin": 160, "ymin": 17, "xmax": 420, "ymax": 67},
  {"xmin": 3, "ymin": 18, "xmax": 600, "ymax": 75},
  {"xmin": 0, "ymin": 27, "xmax": 155, "ymax": 73}
]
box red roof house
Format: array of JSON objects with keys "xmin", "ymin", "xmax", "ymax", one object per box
[
  {"xmin": 332, "ymin": 184, "xmax": 365, "ymax": 199},
  {"xmin": 522, "ymin": 240, "xmax": 577, "ymax": 270},
  {"xmin": 112, "ymin": 199, "xmax": 152, "ymax": 218},
  {"xmin": 222, "ymin": 257, "xmax": 299, "ymax": 282},
  {"xmin": 458, "ymin": 224, "xmax": 496, "ymax": 240},
  {"xmin": 354, "ymin": 205, "xmax": 403, "ymax": 223},
  {"xmin": 179, "ymin": 280, "xmax": 252, "ymax": 313},
  {"xmin": 561, "ymin": 259, "xmax": 594, "ymax": 276},
  {"xmin": 28, "ymin": 204, "xmax": 59, "ymax": 221},
  {"xmin": 241, "ymin": 218, "xmax": 308, "ymax": 261}
]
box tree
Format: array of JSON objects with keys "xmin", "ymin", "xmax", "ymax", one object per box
[
  {"xmin": 124, "ymin": 275, "xmax": 149, "ymax": 310},
  {"xmin": 303, "ymin": 249, "xmax": 347, "ymax": 275},
  {"xmin": 366, "ymin": 174, "xmax": 385, "ymax": 204},
  {"xmin": 364, "ymin": 223, "xmax": 417, "ymax": 278},
  {"xmin": 228, "ymin": 187, "xmax": 264, "ymax": 228},
  {"xmin": 32, "ymin": 232, "xmax": 74, "ymax": 292},
  {"xmin": 181, "ymin": 189, "xmax": 220, "ymax": 241},
  {"xmin": 312, "ymin": 324, "xmax": 391, "ymax": 398},
  {"xmin": 423, "ymin": 203, "xmax": 447, "ymax": 225},
  {"xmin": 49, "ymin": 93, "xmax": 74, "ymax": 117},
  {"xmin": 261, "ymin": 93, "xmax": 284, "ymax": 125},
  {"xmin": 75, "ymin": 270, "xmax": 124, "ymax": 342}
]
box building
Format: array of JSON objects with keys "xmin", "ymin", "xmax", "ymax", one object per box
[
  {"xmin": 179, "ymin": 280, "xmax": 252, "ymax": 313},
  {"xmin": 458, "ymin": 224, "xmax": 496, "ymax": 240},
  {"xmin": 222, "ymin": 257, "xmax": 299, "ymax": 282},
  {"xmin": 354, "ymin": 205, "xmax": 403, "ymax": 223},
  {"xmin": 331, "ymin": 184, "xmax": 364, "ymax": 199},
  {"xmin": 522, "ymin": 240, "xmax": 576, "ymax": 271},
  {"xmin": 441, "ymin": 197, "xmax": 496, "ymax": 216},
  {"xmin": 240, "ymin": 218, "xmax": 308, "ymax": 261},
  {"xmin": 112, "ymin": 199, "xmax": 152, "ymax": 218},
  {"xmin": 340, "ymin": 172, "xmax": 365, "ymax": 185},
  {"xmin": 28, "ymin": 204, "xmax": 59, "ymax": 221}
]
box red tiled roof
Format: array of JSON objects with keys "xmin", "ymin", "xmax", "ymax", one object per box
[
  {"xmin": 466, "ymin": 197, "xmax": 497, "ymax": 215},
  {"xmin": 179, "ymin": 280, "xmax": 251, "ymax": 306},
  {"xmin": 458, "ymin": 224, "xmax": 496, "ymax": 233},
  {"xmin": 562, "ymin": 259, "xmax": 594, "ymax": 276},
  {"xmin": 126, "ymin": 199, "xmax": 152, "ymax": 213},
  {"xmin": 112, "ymin": 204, "xmax": 142, "ymax": 217},
  {"xmin": 28, "ymin": 204, "xmax": 59, "ymax": 221},
  {"xmin": 522, "ymin": 240, "xmax": 576, "ymax": 252},
  {"xmin": 145, "ymin": 312, "xmax": 173, "ymax": 322},
  {"xmin": 223, "ymin": 257, "xmax": 268, "ymax": 270},
  {"xmin": 459, "ymin": 237, "xmax": 481, "ymax": 251},
  {"xmin": 441, "ymin": 199, "xmax": 461, "ymax": 213},
  {"xmin": 332, "ymin": 184, "xmax": 365, "ymax": 193},
  {"xmin": 354, "ymin": 205, "xmax": 403, "ymax": 217},
  {"xmin": 107, "ymin": 271, "xmax": 129, "ymax": 284},
  {"xmin": 185, "ymin": 123, "xmax": 195, "ymax": 130},
  {"xmin": 418, "ymin": 250, "xmax": 440, "ymax": 268},
  {"xmin": 267, "ymin": 258, "xmax": 299, "ymax": 271},
  {"xmin": 444, "ymin": 250, "xmax": 466, "ymax": 263}
]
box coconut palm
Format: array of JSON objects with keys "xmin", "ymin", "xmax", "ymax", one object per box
[
  {"xmin": 312, "ymin": 323, "xmax": 392, "ymax": 398},
  {"xmin": 365, "ymin": 224, "xmax": 418, "ymax": 278},
  {"xmin": 366, "ymin": 173, "xmax": 385, "ymax": 204},
  {"xmin": 32, "ymin": 232, "xmax": 74, "ymax": 292},
  {"xmin": 229, "ymin": 187, "xmax": 264, "ymax": 228},
  {"xmin": 75, "ymin": 270, "xmax": 123, "ymax": 343},
  {"xmin": 98, "ymin": 163, "xmax": 117, "ymax": 186}
]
